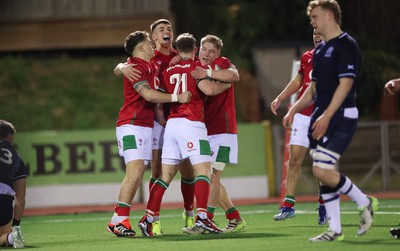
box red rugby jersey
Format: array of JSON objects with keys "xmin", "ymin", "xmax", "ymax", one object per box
[
  {"xmin": 163, "ymin": 59, "xmax": 207, "ymax": 122},
  {"xmin": 204, "ymin": 57, "xmax": 237, "ymax": 135},
  {"xmin": 116, "ymin": 57, "xmax": 157, "ymax": 127},
  {"xmin": 297, "ymin": 49, "xmax": 315, "ymax": 116}
]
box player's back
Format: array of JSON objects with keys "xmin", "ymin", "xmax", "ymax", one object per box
[
  {"xmin": 0, "ymin": 140, "xmax": 26, "ymax": 194},
  {"xmin": 163, "ymin": 59, "xmax": 206, "ymax": 122}
]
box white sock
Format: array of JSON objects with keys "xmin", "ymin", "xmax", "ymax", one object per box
[
  {"xmin": 7, "ymin": 233, "xmax": 14, "ymax": 246},
  {"xmin": 197, "ymin": 212, "xmax": 207, "ymax": 220},
  {"xmin": 185, "ymin": 210, "xmax": 194, "ymax": 217},
  {"xmin": 116, "ymin": 216, "xmax": 128, "ymax": 223},
  {"xmin": 110, "ymin": 213, "xmax": 118, "ymax": 225},
  {"xmin": 337, "ymin": 175, "xmax": 369, "ymax": 208},
  {"xmin": 321, "ymin": 191, "xmax": 342, "ymax": 234}
]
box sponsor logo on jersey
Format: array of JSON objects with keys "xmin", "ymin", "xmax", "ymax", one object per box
[{"xmin": 324, "ymin": 47, "xmax": 334, "ymax": 58}]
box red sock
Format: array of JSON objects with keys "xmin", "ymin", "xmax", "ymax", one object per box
[
  {"xmin": 147, "ymin": 179, "xmax": 168, "ymax": 213},
  {"xmin": 207, "ymin": 206, "xmax": 216, "ymax": 220},
  {"xmin": 181, "ymin": 178, "xmax": 195, "ymax": 212},
  {"xmin": 225, "ymin": 207, "xmax": 240, "ymax": 220},
  {"xmin": 149, "ymin": 177, "xmax": 157, "ymax": 192},
  {"xmin": 318, "ymin": 195, "xmax": 325, "ymax": 205},
  {"xmin": 194, "ymin": 175, "xmax": 210, "ymax": 211},
  {"xmin": 117, "ymin": 205, "xmax": 130, "ymax": 216}
]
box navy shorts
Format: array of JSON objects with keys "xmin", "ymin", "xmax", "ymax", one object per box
[
  {"xmin": 309, "ymin": 107, "xmax": 357, "ymax": 156},
  {"xmin": 0, "ymin": 194, "xmax": 14, "ymax": 226}
]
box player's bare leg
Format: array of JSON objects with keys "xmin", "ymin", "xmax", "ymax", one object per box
[
  {"xmin": 274, "ymin": 145, "xmax": 307, "ymax": 221},
  {"xmin": 110, "ymin": 160, "xmax": 146, "ymax": 237},
  {"xmin": 0, "ymin": 221, "xmax": 13, "ymax": 247},
  {"xmin": 218, "ymin": 183, "xmax": 246, "ymax": 232}
]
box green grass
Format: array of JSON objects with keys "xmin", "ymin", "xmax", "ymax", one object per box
[{"xmin": 21, "ymin": 199, "xmax": 400, "ymax": 250}]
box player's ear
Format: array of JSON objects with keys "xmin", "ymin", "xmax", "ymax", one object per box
[{"xmin": 194, "ymin": 46, "xmax": 198, "ymax": 54}]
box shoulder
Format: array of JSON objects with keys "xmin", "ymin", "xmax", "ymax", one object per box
[
  {"xmin": 214, "ymin": 56, "xmax": 233, "ymax": 69},
  {"xmin": 301, "ymin": 50, "xmax": 314, "ymax": 62},
  {"xmin": 338, "ymin": 33, "xmax": 361, "ymax": 54}
]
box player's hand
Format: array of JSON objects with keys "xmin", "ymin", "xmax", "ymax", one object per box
[
  {"xmin": 169, "ymin": 55, "xmax": 182, "ymax": 66},
  {"xmin": 384, "ymin": 80, "xmax": 400, "ymax": 96},
  {"xmin": 311, "ymin": 114, "xmax": 331, "ymax": 140},
  {"xmin": 271, "ymin": 98, "xmax": 281, "ymax": 115},
  {"xmin": 282, "ymin": 110, "xmax": 294, "ymax": 129},
  {"xmin": 178, "ymin": 91, "xmax": 192, "ymax": 103},
  {"xmin": 122, "ymin": 63, "xmax": 141, "ymax": 82},
  {"xmin": 190, "ymin": 67, "xmax": 208, "ymax": 80}
]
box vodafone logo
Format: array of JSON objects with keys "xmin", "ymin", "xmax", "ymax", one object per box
[{"xmin": 187, "ymin": 142, "xmax": 194, "ymax": 149}]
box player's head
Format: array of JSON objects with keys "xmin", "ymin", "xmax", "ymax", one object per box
[
  {"xmin": 124, "ymin": 31, "xmax": 155, "ymax": 60},
  {"xmin": 307, "ymin": 0, "xmax": 342, "ymax": 33},
  {"xmin": 0, "ymin": 119, "xmax": 16, "ymax": 143},
  {"xmin": 150, "ymin": 19, "xmax": 173, "ymax": 50},
  {"xmin": 313, "ymin": 29, "xmax": 324, "ymax": 47},
  {"xmin": 175, "ymin": 33, "xmax": 196, "ymax": 54},
  {"xmin": 199, "ymin": 35, "xmax": 223, "ymax": 66}
]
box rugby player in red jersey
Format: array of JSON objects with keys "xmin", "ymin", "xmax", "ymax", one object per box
[
  {"xmin": 108, "ymin": 31, "xmax": 191, "ymax": 237},
  {"xmin": 271, "ymin": 30, "xmax": 327, "ymax": 224},
  {"xmin": 114, "ymin": 19, "xmax": 196, "ymax": 235},
  {"xmin": 138, "ymin": 33, "xmax": 231, "ymax": 236}
]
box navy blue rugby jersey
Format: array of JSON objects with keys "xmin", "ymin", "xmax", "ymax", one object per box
[
  {"xmin": 312, "ymin": 32, "xmax": 361, "ymax": 110},
  {"xmin": 0, "ymin": 140, "xmax": 27, "ymax": 196}
]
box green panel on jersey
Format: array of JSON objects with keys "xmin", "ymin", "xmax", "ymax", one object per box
[
  {"xmin": 216, "ymin": 146, "xmax": 230, "ymax": 163},
  {"xmin": 123, "ymin": 135, "xmax": 137, "ymax": 151},
  {"xmin": 199, "ymin": 139, "xmax": 211, "ymax": 155}
]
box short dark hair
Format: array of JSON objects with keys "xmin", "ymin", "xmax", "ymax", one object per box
[
  {"xmin": 124, "ymin": 31, "xmax": 149, "ymax": 56},
  {"xmin": 150, "ymin": 19, "xmax": 172, "ymax": 33},
  {"xmin": 175, "ymin": 33, "xmax": 196, "ymax": 53},
  {"xmin": 0, "ymin": 119, "xmax": 16, "ymax": 140}
]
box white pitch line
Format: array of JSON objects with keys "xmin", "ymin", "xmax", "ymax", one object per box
[{"xmin": 23, "ymin": 209, "xmax": 400, "ymax": 224}]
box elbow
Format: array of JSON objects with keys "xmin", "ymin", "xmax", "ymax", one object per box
[{"xmin": 233, "ymin": 73, "xmax": 240, "ymax": 82}]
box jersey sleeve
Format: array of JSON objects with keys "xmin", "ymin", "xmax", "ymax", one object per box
[
  {"xmin": 13, "ymin": 157, "xmax": 27, "ymax": 181},
  {"xmin": 337, "ymin": 40, "xmax": 360, "ymax": 80},
  {"xmin": 214, "ymin": 57, "xmax": 234, "ymax": 70},
  {"xmin": 298, "ymin": 53, "xmax": 307, "ymax": 76},
  {"xmin": 129, "ymin": 64, "xmax": 150, "ymax": 89}
]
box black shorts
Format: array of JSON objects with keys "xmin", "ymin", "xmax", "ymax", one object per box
[{"xmin": 0, "ymin": 194, "xmax": 14, "ymax": 226}]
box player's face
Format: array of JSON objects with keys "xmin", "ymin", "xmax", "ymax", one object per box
[
  {"xmin": 309, "ymin": 6, "xmax": 329, "ymax": 37},
  {"xmin": 141, "ymin": 37, "xmax": 155, "ymax": 60},
  {"xmin": 199, "ymin": 41, "xmax": 221, "ymax": 66},
  {"xmin": 313, "ymin": 30, "xmax": 324, "ymax": 47},
  {"xmin": 151, "ymin": 23, "xmax": 173, "ymax": 49}
]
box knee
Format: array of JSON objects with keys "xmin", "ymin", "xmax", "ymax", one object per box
[{"xmin": 288, "ymin": 156, "xmax": 303, "ymax": 170}]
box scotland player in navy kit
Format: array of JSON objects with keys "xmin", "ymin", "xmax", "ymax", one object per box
[
  {"xmin": 283, "ymin": 0, "xmax": 378, "ymax": 242},
  {"xmin": 0, "ymin": 120, "xmax": 27, "ymax": 248}
]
